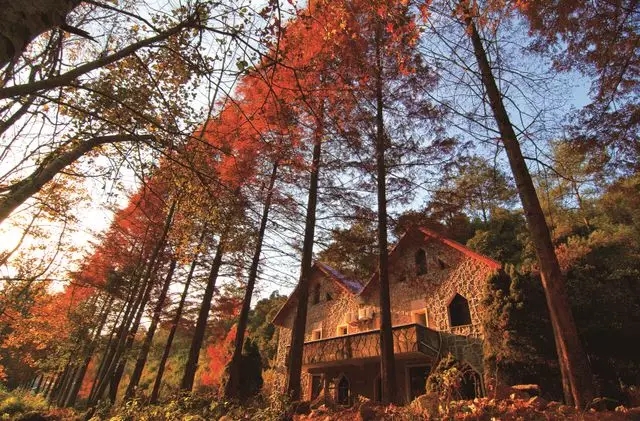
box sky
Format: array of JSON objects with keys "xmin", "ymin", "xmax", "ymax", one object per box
[{"xmin": 0, "ymin": 0, "xmax": 596, "ymax": 302}]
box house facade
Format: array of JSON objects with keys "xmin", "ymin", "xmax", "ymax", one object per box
[{"xmin": 272, "ymin": 226, "xmax": 501, "ymax": 405}]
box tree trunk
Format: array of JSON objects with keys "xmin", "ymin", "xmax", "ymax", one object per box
[
  {"xmin": 0, "ymin": 134, "xmax": 154, "ymax": 225},
  {"xmin": 225, "ymin": 161, "xmax": 279, "ymax": 400},
  {"xmin": 180, "ymin": 238, "xmax": 226, "ymax": 391},
  {"xmin": 88, "ymin": 290, "xmax": 136, "ymax": 403},
  {"xmin": 64, "ymin": 294, "xmax": 114, "ymax": 407},
  {"xmin": 374, "ymin": 20, "xmax": 397, "ymax": 405},
  {"xmin": 0, "ymin": 0, "xmax": 81, "ymax": 67},
  {"xmin": 49, "ymin": 363, "xmax": 70, "ymax": 403},
  {"xmin": 124, "ymin": 259, "xmax": 177, "ymax": 400},
  {"xmin": 286, "ymin": 119, "xmax": 323, "ymax": 401},
  {"xmin": 461, "ymin": 3, "xmax": 594, "ymax": 408},
  {"xmin": 91, "ymin": 198, "xmax": 176, "ymax": 403},
  {"xmin": 87, "ymin": 240, "xmax": 147, "ymax": 402},
  {"xmin": 46, "ymin": 371, "xmax": 62, "ymax": 400},
  {"xmin": 33, "ymin": 374, "xmax": 44, "ymax": 394},
  {"xmin": 56, "ymin": 365, "xmax": 78, "ymax": 406},
  {"xmin": 150, "ymin": 227, "xmax": 207, "ymax": 403}
]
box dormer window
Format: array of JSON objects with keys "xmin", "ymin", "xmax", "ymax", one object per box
[
  {"xmin": 326, "ymin": 292, "xmax": 333, "ymax": 301},
  {"xmin": 415, "ymin": 249, "xmax": 427, "ymax": 275},
  {"xmin": 313, "ymin": 284, "xmax": 321, "ymax": 304}
]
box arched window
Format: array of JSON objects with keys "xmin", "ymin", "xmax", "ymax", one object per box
[
  {"xmin": 459, "ymin": 366, "xmax": 482, "ymax": 399},
  {"xmin": 336, "ymin": 375, "xmax": 350, "ymax": 405},
  {"xmin": 313, "ymin": 284, "xmax": 321, "ymax": 304},
  {"xmin": 448, "ymin": 293, "xmax": 472, "ymax": 327},
  {"xmin": 415, "ymin": 249, "xmax": 427, "ymax": 275}
]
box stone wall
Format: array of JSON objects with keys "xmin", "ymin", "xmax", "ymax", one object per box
[{"xmin": 274, "ymin": 231, "xmax": 499, "ymax": 398}]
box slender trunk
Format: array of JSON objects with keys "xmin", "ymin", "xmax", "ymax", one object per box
[
  {"xmin": 225, "ymin": 162, "xmax": 279, "ymax": 400},
  {"xmin": 124, "ymin": 259, "xmax": 177, "ymax": 400},
  {"xmin": 108, "ymin": 272, "xmax": 161, "ymax": 402},
  {"xmin": 180, "ymin": 238, "xmax": 226, "ymax": 391},
  {"xmin": 49, "ymin": 364, "xmax": 70, "ymax": 403},
  {"xmin": 92, "ymin": 199, "xmax": 177, "ymax": 403},
  {"xmin": 64, "ymin": 294, "xmax": 115, "ymax": 407},
  {"xmin": 572, "ymin": 182, "xmax": 591, "ymax": 230},
  {"xmin": 150, "ymin": 227, "xmax": 207, "ymax": 403},
  {"xmin": 46, "ymin": 372, "xmax": 62, "ymax": 400},
  {"xmin": 34, "ymin": 374, "xmax": 44, "ymax": 393},
  {"xmin": 88, "ymin": 292, "xmax": 134, "ymax": 403},
  {"xmin": 89, "ymin": 279, "xmax": 143, "ymax": 404},
  {"xmin": 56, "ymin": 366, "xmax": 78, "ymax": 406},
  {"xmin": 373, "ymin": 20, "xmax": 397, "ymax": 405},
  {"xmin": 87, "ymin": 238, "xmax": 148, "ymax": 402},
  {"xmin": 286, "ymin": 119, "xmax": 323, "ymax": 401},
  {"xmin": 461, "ymin": 3, "xmax": 594, "ymax": 408}
]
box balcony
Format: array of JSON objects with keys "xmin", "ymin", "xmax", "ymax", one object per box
[{"xmin": 302, "ymin": 323, "xmax": 441, "ymax": 367}]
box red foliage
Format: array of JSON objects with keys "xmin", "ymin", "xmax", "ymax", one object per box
[
  {"xmin": 199, "ymin": 324, "xmax": 237, "ymax": 388},
  {"xmin": 78, "ymin": 356, "xmax": 97, "ymax": 399}
]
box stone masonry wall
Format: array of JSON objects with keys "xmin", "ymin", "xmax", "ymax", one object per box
[{"xmin": 274, "ymin": 232, "xmax": 499, "ymax": 397}]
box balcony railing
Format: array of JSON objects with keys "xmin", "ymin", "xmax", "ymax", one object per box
[{"xmin": 302, "ymin": 323, "xmax": 441, "ymax": 367}]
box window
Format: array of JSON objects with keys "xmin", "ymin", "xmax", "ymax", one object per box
[
  {"xmin": 415, "ymin": 249, "xmax": 427, "ymax": 275},
  {"xmin": 311, "ymin": 375, "xmax": 323, "ymax": 400},
  {"xmin": 326, "ymin": 292, "xmax": 333, "ymax": 301},
  {"xmin": 412, "ymin": 310, "xmax": 428, "ymax": 327},
  {"xmin": 336, "ymin": 375, "xmax": 350, "ymax": 405},
  {"xmin": 312, "ymin": 328, "xmax": 322, "ymax": 340},
  {"xmin": 437, "ymin": 257, "xmax": 447, "ymax": 269},
  {"xmin": 337, "ymin": 324, "xmax": 348, "ymax": 335},
  {"xmin": 458, "ymin": 365, "xmax": 482, "ymax": 399},
  {"xmin": 313, "ymin": 284, "xmax": 321, "ymax": 304},
  {"xmin": 449, "ymin": 293, "xmax": 472, "ymax": 327}
]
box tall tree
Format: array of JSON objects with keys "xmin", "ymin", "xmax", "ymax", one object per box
[
  {"xmin": 455, "ymin": 1, "xmax": 595, "ymax": 407},
  {"xmin": 180, "ymin": 237, "xmax": 226, "ymax": 392},
  {"xmin": 124, "ymin": 258, "xmax": 177, "ymax": 399}
]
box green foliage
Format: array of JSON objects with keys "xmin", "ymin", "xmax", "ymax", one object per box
[
  {"xmin": 481, "ymin": 268, "xmax": 562, "ymax": 399},
  {"xmin": 317, "ymin": 215, "xmax": 379, "ymax": 282},
  {"xmin": 104, "ymin": 390, "xmax": 292, "ymax": 421},
  {"xmin": 247, "ymin": 291, "xmax": 287, "ymax": 368},
  {"xmin": 483, "ymin": 256, "xmax": 640, "ymax": 402},
  {"xmin": 466, "ymin": 208, "xmax": 533, "ymax": 266},
  {"xmin": 237, "ymin": 338, "xmax": 263, "ymax": 400},
  {"xmin": 0, "ymin": 389, "xmax": 48, "ymax": 418}
]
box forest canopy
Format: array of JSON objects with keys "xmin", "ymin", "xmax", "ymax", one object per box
[{"xmin": 0, "ymin": 0, "xmax": 638, "ymax": 417}]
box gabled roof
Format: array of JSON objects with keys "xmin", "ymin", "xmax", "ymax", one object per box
[
  {"xmin": 272, "ymin": 227, "xmax": 501, "ymax": 326},
  {"xmin": 315, "ymin": 261, "xmax": 364, "ymax": 294},
  {"xmin": 417, "ymin": 227, "xmax": 501, "ymax": 269},
  {"xmin": 359, "ymin": 226, "xmax": 500, "ymax": 295},
  {"xmin": 271, "ymin": 262, "xmax": 362, "ymax": 326}
]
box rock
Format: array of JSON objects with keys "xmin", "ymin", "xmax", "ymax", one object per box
[{"xmin": 509, "ymin": 384, "xmax": 540, "ymax": 399}]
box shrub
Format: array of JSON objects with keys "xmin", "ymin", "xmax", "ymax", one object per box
[{"xmin": 0, "ymin": 389, "xmax": 48, "ymax": 417}]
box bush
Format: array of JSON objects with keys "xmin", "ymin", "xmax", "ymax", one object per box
[{"xmin": 0, "ymin": 389, "xmax": 48, "ymax": 418}]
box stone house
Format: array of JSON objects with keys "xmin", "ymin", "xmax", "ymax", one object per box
[{"xmin": 272, "ymin": 226, "xmax": 501, "ymax": 405}]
